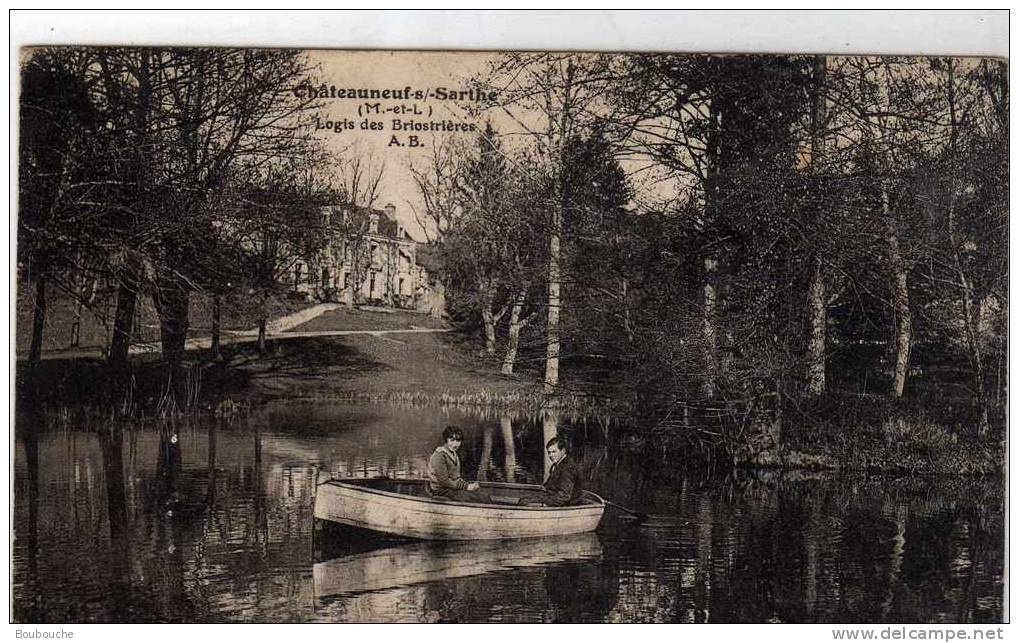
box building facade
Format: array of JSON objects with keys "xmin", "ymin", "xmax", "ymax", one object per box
[{"xmin": 293, "ymin": 203, "xmax": 425, "ymax": 309}]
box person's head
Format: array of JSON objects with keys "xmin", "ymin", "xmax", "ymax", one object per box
[
  {"xmin": 546, "ymin": 436, "xmax": 568, "ymax": 464},
  {"xmin": 442, "ymin": 425, "xmax": 465, "ymax": 451}
]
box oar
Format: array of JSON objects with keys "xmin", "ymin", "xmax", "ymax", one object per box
[{"xmin": 603, "ymin": 499, "xmax": 648, "ymax": 524}]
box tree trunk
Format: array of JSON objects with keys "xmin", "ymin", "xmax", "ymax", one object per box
[
  {"xmin": 806, "ymin": 258, "xmax": 827, "ymax": 395},
  {"xmin": 69, "ymin": 267, "xmax": 97, "ymax": 349},
  {"xmin": 945, "ymin": 61, "xmax": 990, "ymax": 436},
  {"xmin": 69, "ymin": 272, "xmax": 85, "ymax": 348},
  {"xmin": 544, "ymin": 61, "xmax": 576, "ymax": 398},
  {"xmin": 28, "ymin": 276, "xmax": 47, "ymax": 368},
  {"xmin": 210, "ymin": 295, "xmax": 222, "ymax": 361},
  {"xmin": 702, "ymin": 257, "xmax": 719, "ymax": 398},
  {"xmin": 155, "ymin": 285, "xmax": 190, "ymax": 369},
  {"xmin": 959, "ymin": 276, "xmax": 989, "ymax": 435},
  {"xmin": 621, "ymin": 278, "xmax": 633, "ymax": 344},
  {"xmin": 805, "ymin": 55, "xmax": 828, "ymax": 396},
  {"xmin": 883, "ymin": 183, "xmax": 912, "ymax": 399},
  {"xmin": 501, "ymin": 285, "xmax": 532, "ymax": 375},
  {"xmin": 481, "ymin": 308, "xmax": 497, "ymax": 355},
  {"xmin": 71, "ymin": 274, "xmax": 98, "ymax": 347},
  {"xmin": 70, "ymin": 299, "xmax": 82, "ymax": 348},
  {"xmin": 995, "ymin": 343, "xmax": 1005, "ymax": 407},
  {"xmin": 544, "ymin": 204, "xmax": 562, "ymax": 395},
  {"xmin": 257, "ymin": 318, "xmax": 267, "ymax": 354},
  {"xmin": 479, "ymin": 282, "xmax": 504, "ymax": 356},
  {"xmin": 108, "ymin": 278, "xmax": 138, "ymax": 367}
]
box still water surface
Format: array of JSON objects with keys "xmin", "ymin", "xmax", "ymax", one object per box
[{"xmin": 12, "ymin": 401, "xmax": 1004, "ymax": 623}]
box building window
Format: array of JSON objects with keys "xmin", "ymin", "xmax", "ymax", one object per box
[
  {"xmin": 369, "ymin": 271, "xmax": 376, "ymax": 297},
  {"xmin": 294, "ymin": 263, "xmax": 303, "ymax": 288},
  {"xmin": 341, "ymin": 272, "xmax": 348, "ymax": 290},
  {"xmin": 321, "ymin": 267, "xmax": 330, "ymax": 289},
  {"xmin": 399, "ymin": 277, "xmax": 405, "ymax": 296}
]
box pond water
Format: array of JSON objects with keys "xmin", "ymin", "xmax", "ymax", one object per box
[{"xmin": 12, "ymin": 401, "xmax": 1005, "ymax": 623}]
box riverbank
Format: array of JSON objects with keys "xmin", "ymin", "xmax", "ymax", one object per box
[
  {"xmin": 745, "ymin": 431, "xmax": 1003, "ymax": 476},
  {"xmin": 738, "ymin": 392, "xmax": 1004, "ymax": 476},
  {"xmin": 15, "ymin": 304, "xmax": 1002, "ymax": 477},
  {"xmin": 228, "ymin": 332, "xmax": 542, "ymax": 405},
  {"xmin": 16, "ymin": 328, "xmax": 610, "ymax": 418}
]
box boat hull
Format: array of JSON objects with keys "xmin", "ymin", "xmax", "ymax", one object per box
[{"xmin": 314, "ymin": 478, "xmax": 605, "ymax": 540}]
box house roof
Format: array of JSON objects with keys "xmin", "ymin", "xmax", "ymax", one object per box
[{"xmin": 324, "ymin": 204, "xmax": 411, "ymax": 241}]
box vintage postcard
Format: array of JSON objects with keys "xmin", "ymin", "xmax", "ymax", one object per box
[{"xmin": 12, "ymin": 35, "xmax": 1007, "ymax": 625}]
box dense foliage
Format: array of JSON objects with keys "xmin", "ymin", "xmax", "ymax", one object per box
[{"xmin": 427, "ymin": 54, "xmax": 1007, "ymax": 438}]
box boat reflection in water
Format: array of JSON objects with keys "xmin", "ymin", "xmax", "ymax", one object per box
[{"xmin": 313, "ymin": 530, "xmax": 603, "ymax": 600}]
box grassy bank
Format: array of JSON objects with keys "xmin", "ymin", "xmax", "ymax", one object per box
[
  {"xmin": 16, "ymin": 330, "xmax": 611, "ymax": 417},
  {"xmin": 286, "ymin": 306, "xmax": 447, "ymax": 332},
  {"xmin": 737, "ymin": 392, "xmax": 1004, "ymax": 476},
  {"xmin": 233, "ymin": 332, "xmax": 529, "ymax": 400}
]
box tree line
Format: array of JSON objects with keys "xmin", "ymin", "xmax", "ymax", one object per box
[
  {"xmin": 420, "ymin": 53, "xmax": 1007, "ymax": 434},
  {"xmin": 17, "ymin": 49, "xmax": 1007, "ymax": 433},
  {"xmin": 17, "ymin": 47, "xmax": 381, "ymax": 399}
]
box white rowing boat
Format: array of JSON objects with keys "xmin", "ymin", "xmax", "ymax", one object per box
[{"xmin": 314, "ymin": 477, "xmax": 605, "ymax": 540}]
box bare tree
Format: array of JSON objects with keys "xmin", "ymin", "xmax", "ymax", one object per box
[
  {"xmin": 925, "ymin": 57, "xmax": 1007, "ymax": 434},
  {"xmin": 804, "ymin": 56, "xmax": 830, "ymax": 396},
  {"xmin": 480, "ymin": 53, "xmax": 611, "ymax": 396},
  {"xmin": 836, "ymin": 57, "xmax": 930, "ymax": 399},
  {"xmin": 227, "ymin": 158, "xmax": 331, "ymax": 352},
  {"xmin": 79, "ymin": 47, "xmax": 321, "ymax": 373},
  {"xmin": 335, "ymin": 150, "xmax": 386, "ymax": 305},
  {"xmin": 18, "ymin": 49, "xmax": 102, "ymax": 369},
  {"xmin": 409, "ymin": 135, "xmax": 465, "ymax": 243}
]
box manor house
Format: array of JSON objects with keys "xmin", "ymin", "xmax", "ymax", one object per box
[{"xmin": 293, "ymin": 203, "xmax": 435, "ymax": 311}]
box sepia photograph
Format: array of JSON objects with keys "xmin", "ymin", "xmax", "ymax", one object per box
[{"xmin": 10, "ymin": 10, "xmax": 1008, "ymax": 627}]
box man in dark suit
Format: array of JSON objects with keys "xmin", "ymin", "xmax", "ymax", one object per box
[{"xmin": 520, "ymin": 436, "xmax": 583, "ymax": 506}]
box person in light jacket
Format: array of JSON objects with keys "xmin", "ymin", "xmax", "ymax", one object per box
[{"xmin": 428, "ymin": 426, "xmax": 489, "ymax": 502}]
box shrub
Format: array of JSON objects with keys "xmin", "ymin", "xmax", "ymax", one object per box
[{"xmin": 882, "ymin": 415, "xmax": 957, "ymax": 450}]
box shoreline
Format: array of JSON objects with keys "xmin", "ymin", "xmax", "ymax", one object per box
[{"xmin": 16, "ymin": 327, "xmax": 1003, "ymax": 478}]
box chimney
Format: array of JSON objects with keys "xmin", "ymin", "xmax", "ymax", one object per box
[
  {"xmin": 369, "ymin": 210, "xmax": 379, "ymax": 234},
  {"xmin": 396, "ymin": 223, "xmax": 404, "ymax": 240},
  {"xmin": 384, "ymin": 203, "xmax": 396, "ymax": 221}
]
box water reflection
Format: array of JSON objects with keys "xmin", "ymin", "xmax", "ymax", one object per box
[
  {"xmin": 11, "ymin": 401, "xmax": 1005, "ymax": 623},
  {"xmin": 314, "ymin": 532, "xmax": 602, "ymax": 599},
  {"xmin": 20, "ymin": 416, "xmax": 40, "ymax": 617},
  {"xmin": 500, "ymin": 416, "xmax": 516, "ymax": 483}
]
